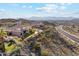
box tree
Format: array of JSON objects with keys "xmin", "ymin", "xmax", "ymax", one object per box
[
  {"xmin": 41, "ymin": 49, "xmax": 50, "ymax": 56},
  {"xmin": 0, "ymin": 29, "xmax": 7, "ymax": 37},
  {"xmin": 72, "ymin": 24, "xmax": 75, "ymax": 28},
  {"xmin": 0, "ymin": 37, "xmax": 5, "ymax": 52},
  {"xmin": 0, "ymin": 29, "xmax": 7, "ymax": 53},
  {"xmin": 34, "ymin": 42, "xmax": 41, "ymax": 56}
]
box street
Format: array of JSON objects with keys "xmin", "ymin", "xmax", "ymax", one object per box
[{"xmin": 56, "ymin": 25, "xmax": 79, "ymax": 43}]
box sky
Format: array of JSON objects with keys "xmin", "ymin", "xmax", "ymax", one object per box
[{"xmin": 0, "ymin": 3, "xmax": 79, "ymax": 18}]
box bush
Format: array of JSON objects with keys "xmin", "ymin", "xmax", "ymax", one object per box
[{"xmin": 41, "ymin": 49, "xmax": 50, "ymax": 56}]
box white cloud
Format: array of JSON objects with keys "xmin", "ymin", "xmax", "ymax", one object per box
[
  {"xmin": 46, "ymin": 4, "xmax": 58, "ymax": 8},
  {"xmin": 60, "ymin": 3, "xmax": 72, "ymax": 6},
  {"xmin": 36, "ymin": 4, "xmax": 58, "ymax": 13},
  {"xmin": 60, "ymin": 6, "xmax": 66, "ymax": 10},
  {"xmin": 29, "ymin": 6, "xmax": 32, "ymax": 8},
  {"xmin": 0, "ymin": 3, "xmax": 76, "ymax": 18},
  {"xmin": 0, "ymin": 9, "xmax": 6, "ymax": 15},
  {"xmin": 35, "ymin": 3, "xmax": 72, "ymax": 17},
  {"xmin": 36, "ymin": 4, "xmax": 77, "ymax": 17},
  {"xmin": 36, "ymin": 7, "xmax": 53, "ymax": 13},
  {"xmin": 22, "ymin": 5, "xmax": 26, "ymax": 8},
  {"xmin": 33, "ymin": 10, "xmax": 79, "ymax": 17},
  {"xmin": 67, "ymin": 3, "xmax": 72, "ymax": 5},
  {"xmin": 0, "ymin": 9, "xmax": 5, "ymax": 11},
  {"xmin": 60, "ymin": 3, "xmax": 65, "ymax": 5},
  {"xmin": 11, "ymin": 4, "xmax": 19, "ymax": 7}
]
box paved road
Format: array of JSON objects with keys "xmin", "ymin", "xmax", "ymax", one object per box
[
  {"xmin": 24, "ymin": 29, "xmax": 43, "ymax": 41},
  {"xmin": 4, "ymin": 29, "xmax": 43, "ymax": 56},
  {"xmin": 23, "ymin": 29, "xmax": 43, "ymax": 56},
  {"xmin": 56, "ymin": 25, "xmax": 79, "ymax": 43}
]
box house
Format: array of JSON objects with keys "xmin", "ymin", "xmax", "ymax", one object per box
[{"xmin": 6, "ymin": 21, "xmax": 28, "ymax": 38}]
